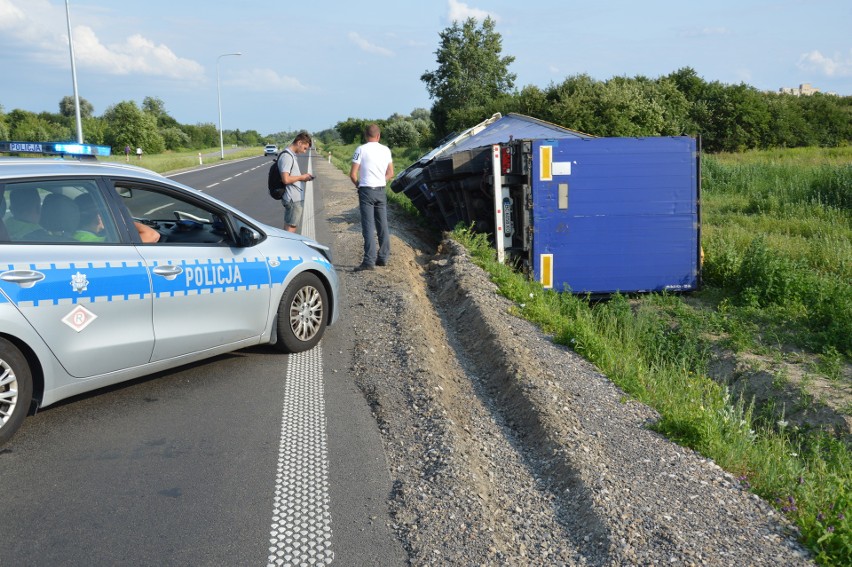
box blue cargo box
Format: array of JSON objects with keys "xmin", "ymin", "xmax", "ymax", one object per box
[{"xmin": 530, "ymin": 136, "xmax": 700, "ymax": 294}]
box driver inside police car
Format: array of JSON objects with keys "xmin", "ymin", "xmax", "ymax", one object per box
[{"xmin": 73, "ymin": 192, "xmax": 106, "ymax": 242}]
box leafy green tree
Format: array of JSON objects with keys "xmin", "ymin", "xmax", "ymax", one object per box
[
  {"xmin": 799, "ymin": 94, "xmax": 852, "ymax": 147},
  {"xmin": 421, "ymin": 16, "xmax": 516, "ymax": 137},
  {"xmin": 8, "ymin": 109, "xmax": 71, "ymax": 141},
  {"xmin": 229, "ymin": 129, "xmax": 262, "ymax": 147},
  {"xmin": 595, "ymin": 76, "xmax": 692, "ymax": 137},
  {"xmin": 764, "ymin": 93, "xmax": 814, "ymax": 147},
  {"xmin": 509, "ymin": 85, "xmax": 549, "ymax": 120},
  {"xmin": 314, "ymin": 128, "xmax": 342, "ymax": 145},
  {"xmin": 103, "ymin": 100, "xmax": 165, "ymax": 154},
  {"xmin": 665, "ymin": 67, "xmax": 706, "ymax": 103},
  {"xmin": 143, "ymin": 96, "xmax": 179, "ymax": 128},
  {"xmin": 59, "ymin": 96, "xmax": 94, "ymax": 119},
  {"xmin": 700, "ymin": 82, "xmax": 771, "ymax": 152},
  {"xmin": 82, "ymin": 116, "xmax": 107, "ymax": 145},
  {"xmin": 410, "ymin": 108, "xmax": 431, "ymax": 122},
  {"xmin": 183, "ymin": 123, "xmax": 219, "ymax": 149},
  {"xmin": 160, "ymin": 126, "xmax": 191, "ymax": 150},
  {"xmin": 410, "ymin": 118, "xmax": 433, "ymax": 145},
  {"xmin": 384, "ymin": 120, "xmax": 420, "ymax": 147},
  {"xmin": 335, "ymin": 117, "xmax": 373, "ymax": 144},
  {"xmin": 0, "ymin": 104, "xmax": 9, "ymax": 140},
  {"xmin": 540, "ymin": 74, "xmax": 603, "ymax": 135}
]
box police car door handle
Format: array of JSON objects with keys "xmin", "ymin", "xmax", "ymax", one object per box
[
  {"xmin": 0, "ymin": 270, "xmax": 46, "ymax": 288},
  {"xmin": 152, "ymin": 265, "xmax": 183, "ymax": 280}
]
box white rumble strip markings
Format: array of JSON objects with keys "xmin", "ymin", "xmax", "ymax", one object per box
[{"xmin": 267, "ymin": 344, "xmax": 334, "ymax": 566}]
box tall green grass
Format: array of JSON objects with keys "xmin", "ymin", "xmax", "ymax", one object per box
[
  {"xmin": 100, "ymin": 147, "xmax": 262, "ymax": 174},
  {"xmin": 702, "ymin": 155, "xmax": 852, "ymax": 356},
  {"xmin": 454, "ymin": 226, "xmax": 850, "ymax": 565}
]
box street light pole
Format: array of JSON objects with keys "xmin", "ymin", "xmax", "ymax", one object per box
[
  {"xmin": 217, "ymin": 52, "xmax": 242, "ymax": 160},
  {"xmin": 65, "ymin": 0, "xmax": 84, "ymax": 144}
]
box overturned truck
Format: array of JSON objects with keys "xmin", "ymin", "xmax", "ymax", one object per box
[{"xmin": 391, "ymin": 113, "xmax": 701, "ymax": 295}]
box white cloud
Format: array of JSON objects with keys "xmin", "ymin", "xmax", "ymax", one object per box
[
  {"xmin": 226, "ymin": 68, "xmax": 309, "ymax": 92},
  {"xmin": 797, "ymin": 49, "xmax": 852, "ymax": 77},
  {"xmin": 74, "ymin": 28, "xmax": 204, "ymax": 80},
  {"xmin": 0, "ymin": 0, "xmax": 203, "ymax": 81},
  {"xmin": 0, "ymin": 0, "xmax": 26, "ymax": 30},
  {"xmin": 448, "ymin": 0, "xmax": 497, "ymax": 23},
  {"xmin": 348, "ymin": 32, "xmax": 394, "ymax": 57}
]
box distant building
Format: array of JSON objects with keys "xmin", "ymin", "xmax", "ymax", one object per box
[{"xmin": 779, "ymin": 83, "xmax": 838, "ymax": 96}]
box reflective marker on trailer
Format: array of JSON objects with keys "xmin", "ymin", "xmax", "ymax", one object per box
[{"xmin": 540, "ymin": 254, "xmax": 553, "ymax": 289}]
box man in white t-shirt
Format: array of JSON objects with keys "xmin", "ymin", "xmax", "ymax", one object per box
[{"xmin": 349, "ymin": 124, "xmax": 394, "ymax": 271}]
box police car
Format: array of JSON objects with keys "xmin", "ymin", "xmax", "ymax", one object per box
[{"xmin": 0, "ymin": 145, "xmax": 339, "ymax": 445}]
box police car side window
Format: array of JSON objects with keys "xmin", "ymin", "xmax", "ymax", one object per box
[
  {"xmin": 115, "ymin": 184, "xmax": 230, "ymax": 245},
  {"xmin": 1, "ymin": 180, "xmax": 119, "ymax": 244}
]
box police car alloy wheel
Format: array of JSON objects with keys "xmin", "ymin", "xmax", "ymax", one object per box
[
  {"xmin": 0, "ymin": 338, "xmax": 32, "ymax": 445},
  {"xmin": 275, "ymin": 272, "xmax": 327, "ymax": 353}
]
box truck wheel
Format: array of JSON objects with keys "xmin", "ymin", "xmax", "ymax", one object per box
[
  {"xmin": 0, "ymin": 338, "xmax": 33, "ymax": 446},
  {"xmin": 274, "ymin": 272, "xmax": 328, "ymax": 353}
]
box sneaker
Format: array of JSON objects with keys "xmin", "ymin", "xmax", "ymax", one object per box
[
  {"xmin": 353, "ymin": 263, "xmax": 374, "ymax": 272},
  {"xmin": 376, "ymin": 259, "xmax": 388, "ymax": 267}
]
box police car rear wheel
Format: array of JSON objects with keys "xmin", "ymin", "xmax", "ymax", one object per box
[
  {"xmin": 0, "ymin": 339, "xmax": 33, "ymax": 446},
  {"xmin": 275, "ymin": 272, "xmax": 328, "ymax": 353}
]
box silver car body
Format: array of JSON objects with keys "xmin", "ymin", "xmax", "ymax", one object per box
[{"xmin": 0, "ymin": 158, "xmax": 338, "ymax": 410}]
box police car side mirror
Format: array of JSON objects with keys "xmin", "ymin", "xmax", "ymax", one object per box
[{"xmin": 237, "ymin": 226, "xmax": 261, "ymax": 247}]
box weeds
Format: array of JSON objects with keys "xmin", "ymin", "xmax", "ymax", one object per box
[
  {"xmin": 101, "ymin": 146, "xmax": 261, "ymax": 173},
  {"xmin": 452, "ymin": 221, "xmax": 850, "ymax": 565},
  {"xmin": 701, "ymin": 155, "xmax": 851, "ymax": 357}
]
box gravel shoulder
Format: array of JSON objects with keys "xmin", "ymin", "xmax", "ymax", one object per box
[{"xmin": 315, "ymin": 155, "xmax": 813, "ymax": 566}]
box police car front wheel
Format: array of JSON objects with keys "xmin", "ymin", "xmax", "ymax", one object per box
[
  {"xmin": 274, "ymin": 272, "xmax": 328, "ymax": 353},
  {"xmin": 0, "ymin": 338, "xmax": 33, "ymax": 446}
]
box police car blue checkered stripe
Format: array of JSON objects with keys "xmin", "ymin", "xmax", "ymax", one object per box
[
  {"xmin": 1, "ymin": 255, "xmax": 330, "ymax": 307},
  {"xmin": 2, "ymin": 261, "xmax": 151, "ymax": 307},
  {"xmin": 150, "ymin": 256, "xmax": 300, "ymax": 297}
]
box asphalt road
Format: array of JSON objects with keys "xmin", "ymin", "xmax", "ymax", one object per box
[{"xmin": 0, "ymin": 152, "xmax": 407, "ymax": 566}]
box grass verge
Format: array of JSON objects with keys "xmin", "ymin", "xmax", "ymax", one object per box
[
  {"xmin": 99, "ymin": 147, "xmax": 263, "ymax": 174},
  {"xmin": 452, "ymin": 225, "xmax": 850, "ymax": 566}
]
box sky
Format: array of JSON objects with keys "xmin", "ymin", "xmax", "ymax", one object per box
[{"xmin": 1, "ymin": 0, "xmax": 850, "ymax": 137}]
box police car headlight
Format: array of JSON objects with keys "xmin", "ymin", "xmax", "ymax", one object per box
[{"xmin": 306, "ymin": 242, "xmax": 333, "ymax": 263}]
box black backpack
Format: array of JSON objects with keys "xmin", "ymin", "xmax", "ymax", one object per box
[{"xmin": 267, "ymin": 149, "xmax": 294, "ymax": 200}]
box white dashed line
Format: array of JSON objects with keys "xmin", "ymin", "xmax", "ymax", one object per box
[
  {"xmin": 268, "ymin": 345, "xmax": 334, "ymax": 566},
  {"xmin": 301, "ymin": 153, "xmax": 315, "ymax": 240}
]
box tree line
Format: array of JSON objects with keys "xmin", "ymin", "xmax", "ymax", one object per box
[
  {"xmin": 415, "ymin": 18, "xmax": 852, "ymax": 153},
  {"xmin": 0, "ymin": 96, "xmax": 273, "ymax": 154},
  {"xmin": 3, "ymin": 17, "xmax": 850, "ymax": 155}
]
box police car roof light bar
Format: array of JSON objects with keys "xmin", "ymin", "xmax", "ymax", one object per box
[{"xmin": 0, "ymin": 141, "xmax": 112, "ymax": 158}]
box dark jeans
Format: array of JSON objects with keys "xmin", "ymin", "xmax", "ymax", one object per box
[{"xmin": 357, "ymin": 186, "xmax": 390, "ymax": 266}]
